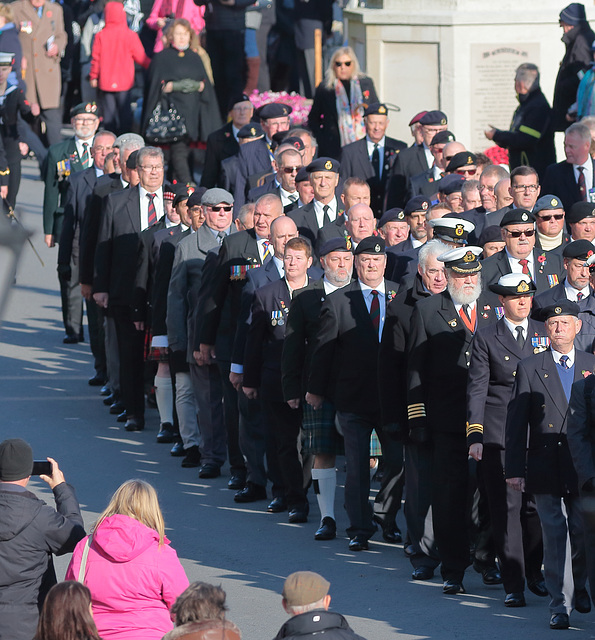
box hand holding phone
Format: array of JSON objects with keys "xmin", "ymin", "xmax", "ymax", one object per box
[{"xmin": 38, "ymin": 458, "xmax": 65, "ymax": 490}]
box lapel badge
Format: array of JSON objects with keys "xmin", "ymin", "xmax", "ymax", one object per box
[
  {"xmin": 504, "ymin": 355, "xmax": 510, "ymax": 361},
  {"xmin": 448, "ymin": 319, "xmax": 458, "ymax": 327}
]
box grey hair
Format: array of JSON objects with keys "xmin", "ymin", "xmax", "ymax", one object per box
[
  {"xmin": 418, "ymin": 239, "xmax": 450, "ymax": 272},
  {"xmin": 274, "ymin": 147, "xmax": 302, "ymax": 166},
  {"xmin": 515, "ymin": 63, "xmax": 540, "ymax": 90},
  {"xmin": 480, "ymin": 164, "xmax": 509, "ymax": 182},
  {"xmin": 566, "ymin": 122, "xmax": 592, "ymax": 145},
  {"xmin": 288, "ymin": 127, "xmax": 318, "ymax": 149},
  {"xmin": 136, "ymin": 146, "xmax": 163, "ymax": 166},
  {"xmin": 461, "ymin": 180, "xmax": 480, "ymax": 197}
]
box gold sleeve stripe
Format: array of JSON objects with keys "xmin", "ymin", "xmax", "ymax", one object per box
[
  {"xmin": 0, "ymin": 168, "xmax": 10, "ymax": 176},
  {"xmin": 466, "ymin": 423, "xmax": 484, "ymax": 436},
  {"xmin": 408, "ymin": 403, "xmax": 426, "ymax": 419}
]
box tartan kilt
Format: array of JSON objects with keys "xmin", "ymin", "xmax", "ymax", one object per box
[
  {"xmin": 302, "ymin": 400, "xmax": 344, "ymax": 456},
  {"xmin": 369, "ymin": 429, "xmax": 383, "ymax": 457},
  {"xmin": 144, "ymin": 329, "xmax": 169, "ymax": 363}
]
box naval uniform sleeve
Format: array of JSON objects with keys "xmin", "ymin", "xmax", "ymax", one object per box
[
  {"xmin": 505, "ymin": 360, "xmax": 531, "ymax": 480},
  {"xmin": 466, "ymin": 330, "xmax": 490, "ymax": 446},
  {"xmin": 406, "ymin": 303, "xmax": 430, "ymax": 443}
]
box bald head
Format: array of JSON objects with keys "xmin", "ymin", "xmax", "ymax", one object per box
[
  {"xmin": 270, "ymin": 215, "xmax": 298, "ymax": 258},
  {"xmin": 443, "ymin": 142, "xmax": 466, "ymax": 166},
  {"xmin": 254, "ymin": 194, "xmax": 283, "ymax": 239},
  {"xmin": 346, "ymin": 204, "xmax": 376, "ymax": 244}
]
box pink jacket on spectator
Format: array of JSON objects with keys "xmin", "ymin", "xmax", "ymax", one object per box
[
  {"xmin": 65, "ymin": 514, "xmax": 189, "ymax": 640},
  {"xmin": 146, "ymin": 0, "xmax": 205, "ymax": 53}
]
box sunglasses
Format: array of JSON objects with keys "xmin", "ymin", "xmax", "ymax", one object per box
[
  {"xmin": 282, "ymin": 166, "xmax": 301, "ymax": 174},
  {"xmin": 209, "ymin": 205, "xmax": 233, "ymax": 212},
  {"xmin": 537, "ymin": 214, "xmax": 564, "ymax": 221},
  {"xmin": 455, "ymin": 168, "xmax": 477, "ymax": 176},
  {"xmin": 505, "ymin": 229, "xmax": 535, "ymax": 238},
  {"xmin": 335, "ymin": 60, "xmax": 352, "ymax": 67}
]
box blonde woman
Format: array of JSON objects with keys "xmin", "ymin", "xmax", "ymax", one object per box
[
  {"xmin": 307, "ymin": 46, "xmax": 378, "ymax": 160},
  {"xmin": 65, "ymin": 480, "xmax": 189, "ymax": 640}
]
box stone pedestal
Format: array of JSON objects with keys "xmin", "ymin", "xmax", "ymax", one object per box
[{"xmin": 344, "ymin": 0, "xmax": 594, "ymax": 153}]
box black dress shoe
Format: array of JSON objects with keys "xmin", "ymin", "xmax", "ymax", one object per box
[
  {"xmin": 124, "ymin": 417, "xmax": 144, "ymax": 431},
  {"xmin": 550, "ymin": 613, "xmax": 570, "ymax": 630},
  {"xmin": 199, "ymin": 463, "xmax": 221, "ymax": 479},
  {"xmin": 443, "ymin": 580, "xmax": 465, "ymax": 595},
  {"xmin": 100, "ymin": 384, "xmax": 112, "ymax": 397},
  {"xmin": 116, "ymin": 410, "xmax": 127, "ymax": 423},
  {"xmin": 574, "ymin": 588, "xmax": 591, "ymax": 613},
  {"xmin": 481, "ymin": 567, "xmax": 502, "ymax": 585},
  {"xmin": 288, "ymin": 508, "xmax": 308, "ymax": 523},
  {"xmin": 110, "ymin": 401, "xmax": 126, "ymax": 415},
  {"xmin": 234, "ymin": 482, "xmax": 267, "ymax": 503},
  {"xmin": 411, "ymin": 566, "xmax": 434, "ymax": 581},
  {"xmin": 88, "ymin": 374, "xmax": 106, "ymax": 386},
  {"xmin": 103, "ymin": 393, "xmax": 116, "ymax": 406},
  {"xmin": 267, "ymin": 497, "xmax": 287, "ymax": 513},
  {"xmin": 170, "ymin": 440, "xmax": 185, "ymax": 457},
  {"xmin": 181, "ymin": 445, "xmax": 201, "ymax": 467},
  {"xmin": 228, "ymin": 474, "xmax": 246, "ymax": 490},
  {"xmin": 504, "ymin": 592, "xmax": 526, "ymax": 608},
  {"xmin": 63, "ymin": 334, "xmax": 79, "ymax": 344},
  {"xmin": 315, "ymin": 517, "xmax": 336, "ymax": 540},
  {"xmin": 381, "ymin": 525, "xmax": 402, "ymax": 544},
  {"xmin": 348, "ymin": 536, "xmax": 369, "ymax": 551},
  {"xmin": 527, "ymin": 578, "xmax": 548, "ymax": 597},
  {"xmin": 156, "ymin": 424, "xmax": 175, "ymax": 443}
]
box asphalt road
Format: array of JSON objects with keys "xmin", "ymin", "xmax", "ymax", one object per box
[{"xmin": 1, "ymin": 159, "xmax": 595, "ymax": 639}]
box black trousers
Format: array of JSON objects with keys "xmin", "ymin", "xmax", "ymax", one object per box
[
  {"xmin": 58, "ymin": 256, "xmax": 83, "ymax": 339},
  {"xmin": 482, "ymin": 446, "xmax": 544, "ymax": 593},
  {"xmin": 206, "ymin": 29, "xmax": 245, "ymax": 118},
  {"xmin": 216, "ymin": 361, "xmax": 246, "ymax": 476},
  {"xmin": 86, "ymin": 295, "xmax": 106, "ymax": 377},
  {"xmin": 111, "ymin": 305, "xmax": 145, "ymax": 419},
  {"xmin": 98, "ymin": 90, "xmax": 132, "ymax": 136},
  {"xmin": 166, "ymin": 140, "xmax": 193, "ymax": 185}
]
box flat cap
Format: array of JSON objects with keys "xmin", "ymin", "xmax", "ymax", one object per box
[
  {"xmin": 479, "ymin": 225, "xmax": 504, "ymax": 246},
  {"xmin": 114, "ymin": 132, "xmax": 144, "ymax": 149},
  {"xmin": 419, "ymin": 110, "xmax": 447, "ymax": 126},
  {"xmin": 379, "ymin": 208, "xmax": 406, "ymax": 227},
  {"xmin": 238, "ymin": 123, "xmax": 264, "ymax": 139},
  {"xmin": 438, "ymin": 174, "xmax": 465, "ymax": 195},
  {"xmin": 258, "ymin": 102, "xmax": 292, "ymax": 120},
  {"xmin": 560, "ymin": 3, "xmax": 586, "ymax": 25},
  {"xmin": 430, "ymin": 130, "xmax": 455, "ymax": 146},
  {"xmin": 534, "ymin": 194, "xmax": 564, "ymax": 214},
  {"xmin": 201, "ymin": 188, "xmax": 233, "ymax": 206},
  {"xmin": 489, "ymin": 273, "xmax": 537, "ymax": 297},
  {"xmin": 0, "ymin": 438, "xmax": 33, "ymax": 481},
  {"xmin": 364, "ymin": 102, "xmax": 388, "ymax": 117},
  {"xmin": 70, "ymin": 101, "xmax": 101, "ymax": 119},
  {"xmin": 429, "ymin": 217, "xmax": 475, "ymax": 245},
  {"xmin": 353, "ymin": 235, "xmax": 385, "ymax": 255},
  {"xmin": 408, "ymin": 111, "xmax": 427, "ymax": 126},
  {"xmin": 500, "ymin": 208, "xmax": 535, "ymax": 227},
  {"xmin": 227, "ymin": 92, "xmax": 251, "ymax": 112},
  {"xmin": 404, "ymin": 195, "xmax": 430, "ymax": 216},
  {"xmin": 563, "ymin": 239, "xmax": 595, "ymax": 260},
  {"xmin": 445, "ymin": 151, "xmax": 477, "ymax": 173},
  {"xmin": 282, "ymin": 572, "xmax": 330, "ymax": 607},
  {"xmin": 306, "ymin": 157, "xmax": 340, "ymax": 173},
  {"xmin": 319, "ymin": 236, "xmax": 353, "ymax": 256},
  {"xmin": 541, "ymin": 299, "xmax": 580, "ymax": 320},
  {"xmin": 567, "ymin": 201, "xmax": 595, "ymax": 224},
  {"xmin": 295, "ymin": 167, "xmax": 309, "ymax": 183},
  {"xmin": 438, "ymin": 246, "xmax": 483, "ymax": 273}
]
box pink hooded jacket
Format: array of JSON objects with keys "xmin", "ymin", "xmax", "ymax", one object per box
[{"xmin": 65, "ymin": 514, "xmax": 189, "ymax": 640}]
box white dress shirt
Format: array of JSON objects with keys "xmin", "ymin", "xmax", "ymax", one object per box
[
  {"xmin": 360, "ymin": 280, "xmax": 386, "ymax": 338},
  {"xmin": 138, "ymin": 186, "xmax": 164, "ymax": 231},
  {"xmin": 506, "ymin": 248, "xmax": 535, "ymax": 279},
  {"xmin": 565, "ymin": 282, "xmax": 590, "ymax": 302},
  {"xmin": 313, "ymin": 198, "xmax": 338, "ymax": 228},
  {"xmin": 503, "ymin": 317, "xmax": 529, "ymax": 340},
  {"xmin": 574, "ymin": 159, "xmax": 594, "ymax": 194},
  {"xmin": 323, "ymin": 278, "xmax": 341, "ymax": 295},
  {"xmin": 75, "ymin": 137, "xmax": 94, "ymax": 167},
  {"xmin": 423, "ymin": 143, "xmax": 433, "ymax": 170},
  {"xmin": 366, "ymin": 135, "xmax": 385, "ymax": 179},
  {"xmin": 279, "ymin": 185, "xmax": 299, "ymax": 209}
]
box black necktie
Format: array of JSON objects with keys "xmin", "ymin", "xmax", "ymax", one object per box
[
  {"xmin": 515, "ymin": 326, "xmax": 525, "ymax": 348},
  {"xmin": 371, "ymin": 143, "xmax": 380, "ymax": 179},
  {"xmin": 323, "ymin": 204, "xmax": 331, "ymax": 226},
  {"xmin": 578, "ymin": 166, "xmax": 587, "ymax": 201}
]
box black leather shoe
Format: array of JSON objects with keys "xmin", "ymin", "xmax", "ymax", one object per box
[
  {"xmin": 411, "ymin": 566, "xmax": 434, "ymax": 581},
  {"xmin": 348, "ymin": 536, "xmax": 369, "ymax": 551},
  {"xmin": 504, "ymin": 592, "xmax": 526, "ymax": 608},
  {"xmin": 156, "ymin": 424, "xmax": 175, "ymax": 443},
  {"xmin": 527, "ymin": 578, "xmax": 548, "ymax": 597},
  {"xmin": 181, "ymin": 445, "xmax": 201, "ymax": 467},
  {"xmin": 100, "ymin": 384, "xmax": 112, "ymax": 397},
  {"xmin": 170, "ymin": 440, "xmax": 185, "ymax": 457},
  {"xmin": 443, "ymin": 580, "xmax": 465, "ymax": 595},
  {"xmin": 267, "ymin": 497, "xmax": 287, "ymax": 513},
  {"xmin": 481, "ymin": 567, "xmax": 502, "ymax": 585},
  {"xmin": 124, "ymin": 417, "xmax": 144, "ymax": 431},
  {"xmin": 103, "ymin": 393, "xmax": 116, "ymax": 406},
  {"xmin": 228, "ymin": 474, "xmax": 246, "ymax": 490},
  {"xmin": 63, "ymin": 334, "xmax": 79, "ymax": 344},
  {"xmin": 199, "ymin": 463, "xmax": 221, "ymax": 479},
  {"xmin": 550, "ymin": 613, "xmax": 569, "ymax": 630},
  {"xmin": 88, "ymin": 374, "xmax": 106, "ymax": 386},
  {"xmin": 116, "ymin": 410, "xmax": 127, "ymax": 423},
  {"xmin": 382, "ymin": 525, "xmax": 402, "ymax": 544},
  {"xmin": 314, "ymin": 517, "xmax": 336, "ymax": 540},
  {"xmin": 234, "ymin": 482, "xmax": 267, "ymax": 503},
  {"xmin": 288, "ymin": 508, "xmax": 308, "ymax": 523},
  {"xmin": 110, "ymin": 401, "xmax": 126, "ymax": 415},
  {"xmin": 575, "ymin": 588, "xmax": 591, "ymax": 613}
]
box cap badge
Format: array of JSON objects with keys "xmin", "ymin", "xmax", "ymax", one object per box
[
  {"xmin": 466, "ymin": 155, "xmax": 473, "ymax": 165},
  {"xmin": 455, "ymin": 224, "xmax": 464, "ymax": 237},
  {"xmin": 397, "ymin": 211, "xmax": 404, "ymax": 220},
  {"xmin": 517, "ymin": 280, "xmax": 530, "ymax": 293},
  {"xmin": 521, "ymin": 212, "xmax": 528, "ymax": 221},
  {"xmin": 551, "ymin": 198, "xmax": 558, "ymax": 206},
  {"xmin": 282, "ymin": 107, "xmax": 288, "ymax": 115},
  {"xmin": 421, "ymin": 201, "xmax": 429, "ymax": 211},
  {"xmin": 440, "ymin": 118, "xmax": 447, "ymax": 125},
  {"xmin": 463, "ymin": 250, "xmax": 475, "ymax": 263},
  {"xmin": 250, "ymin": 127, "xmax": 256, "ymax": 136},
  {"xmin": 378, "ymin": 105, "xmax": 387, "ymax": 114},
  {"xmin": 374, "ymin": 243, "xmax": 381, "ymax": 253},
  {"xmin": 324, "ymin": 160, "xmax": 333, "ymax": 170},
  {"xmin": 555, "ymin": 306, "xmax": 562, "ymax": 315}
]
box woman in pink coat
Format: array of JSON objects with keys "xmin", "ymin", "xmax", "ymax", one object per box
[
  {"xmin": 146, "ymin": 0, "xmax": 205, "ymax": 53},
  {"xmin": 66, "ymin": 479, "xmax": 189, "ymax": 640}
]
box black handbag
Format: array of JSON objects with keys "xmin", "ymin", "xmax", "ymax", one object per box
[{"xmin": 145, "ymin": 96, "xmax": 187, "ymax": 144}]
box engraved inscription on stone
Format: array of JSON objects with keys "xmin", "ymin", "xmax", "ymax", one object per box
[{"xmin": 470, "ymin": 43, "xmax": 541, "ymax": 153}]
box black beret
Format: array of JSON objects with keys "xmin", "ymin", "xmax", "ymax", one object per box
[
  {"xmin": 319, "ymin": 236, "xmax": 353, "ymax": 256},
  {"xmin": 438, "ymin": 174, "xmax": 465, "ymax": 195},
  {"xmin": 478, "ymin": 225, "xmax": 504, "ymax": 246},
  {"xmin": 379, "ymin": 208, "xmax": 406, "ymax": 227},
  {"xmin": 419, "ymin": 110, "xmax": 448, "ymax": 126},
  {"xmin": 541, "ymin": 299, "xmax": 580, "ymax": 320},
  {"xmin": 306, "ymin": 157, "xmax": 340, "ymax": 173},
  {"xmin": 500, "ymin": 208, "xmax": 535, "ymax": 227},
  {"xmin": 295, "ymin": 167, "xmax": 309, "ymax": 183},
  {"xmin": 70, "ymin": 101, "xmax": 101, "ymax": 119},
  {"xmin": 363, "ymin": 102, "xmax": 389, "ymax": 117},
  {"xmin": 227, "ymin": 93, "xmax": 251, "ymax": 112},
  {"xmin": 258, "ymin": 102, "xmax": 292, "ymax": 120},
  {"xmin": 238, "ymin": 123, "xmax": 264, "ymax": 139},
  {"xmin": 404, "ymin": 195, "xmax": 430, "ymax": 216},
  {"xmin": 430, "ymin": 130, "xmax": 456, "ymax": 146},
  {"xmin": 563, "ymin": 239, "xmax": 595, "ymax": 260},
  {"xmin": 534, "ymin": 194, "xmax": 564, "ymax": 214},
  {"xmin": 353, "ymin": 235, "xmax": 385, "ymax": 255},
  {"xmin": 567, "ymin": 201, "xmax": 595, "ymax": 224},
  {"xmin": 0, "ymin": 438, "xmax": 33, "ymax": 481},
  {"xmin": 489, "ymin": 273, "xmax": 537, "ymax": 297},
  {"xmin": 277, "ymin": 135, "xmax": 305, "ymax": 152},
  {"xmin": 445, "ymin": 151, "xmax": 477, "ymax": 173}
]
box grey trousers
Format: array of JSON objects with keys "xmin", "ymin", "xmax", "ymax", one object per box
[{"xmin": 190, "ymin": 362, "xmax": 226, "ymax": 464}]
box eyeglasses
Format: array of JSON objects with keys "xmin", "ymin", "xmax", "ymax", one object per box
[
  {"xmin": 93, "ymin": 145, "xmax": 113, "ymax": 153},
  {"xmin": 537, "ymin": 213, "xmax": 564, "ymax": 221},
  {"xmin": 512, "ymin": 184, "xmax": 539, "ymax": 193},
  {"xmin": 335, "ymin": 60, "xmax": 352, "ymax": 67},
  {"xmin": 455, "ymin": 168, "xmax": 477, "ymax": 176},
  {"xmin": 73, "ymin": 117, "xmax": 97, "ymax": 124},
  {"xmin": 504, "ymin": 228, "xmax": 535, "ymax": 238},
  {"xmin": 209, "ymin": 205, "xmax": 233, "ymax": 212},
  {"xmin": 139, "ymin": 165, "xmax": 164, "ymax": 172},
  {"xmin": 478, "ymin": 185, "xmax": 495, "ymax": 192},
  {"xmin": 282, "ymin": 166, "xmax": 301, "ymax": 174}
]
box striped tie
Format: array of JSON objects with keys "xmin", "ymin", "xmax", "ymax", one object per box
[
  {"xmin": 370, "ymin": 290, "xmax": 380, "ymax": 334},
  {"xmin": 81, "ymin": 142, "xmax": 90, "ymax": 169},
  {"xmin": 147, "ymin": 193, "xmax": 157, "ymax": 227},
  {"xmin": 262, "ymin": 240, "xmax": 272, "ymax": 262}
]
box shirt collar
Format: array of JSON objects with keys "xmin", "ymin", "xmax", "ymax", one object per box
[
  {"xmin": 551, "ymin": 346, "xmax": 575, "ymax": 368},
  {"xmin": 503, "ymin": 316, "xmax": 529, "ymax": 337},
  {"xmin": 359, "ymin": 280, "xmax": 386, "ymax": 295}
]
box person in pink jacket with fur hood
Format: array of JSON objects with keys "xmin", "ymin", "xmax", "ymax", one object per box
[{"xmin": 65, "ymin": 479, "xmax": 189, "ymax": 640}]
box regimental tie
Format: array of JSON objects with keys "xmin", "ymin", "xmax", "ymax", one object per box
[
  {"xmin": 578, "ymin": 166, "xmax": 587, "ymax": 201},
  {"xmin": 577, "ymin": 292, "xmax": 584, "ymax": 302},
  {"xmin": 515, "ymin": 325, "xmax": 525, "ymax": 348},
  {"xmin": 80, "ymin": 142, "xmax": 90, "ymax": 169},
  {"xmin": 371, "ymin": 143, "xmax": 380, "ymax": 179},
  {"xmin": 458, "ymin": 304, "xmax": 476, "ymax": 333},
  {"xmin": 323, "ymin": 204, "xmax": 331, "ymax": 226},
  {"xmin": 560, "ymin": 354, "xmax": 570, "ymax": 370},
  {"xmin": 262, "ymin": 239, "xmax": 272, "ymax": 262},
  {"xmin": 147, "ymin": 193, "xmax": 157, "ymax": 227},
  {"xmin": 518, "ymin": 259, "xmax": 531, "ymax": 278},
  {"xmin": 370, "ymin": 290, "xmax": 380, "ymax": 334}
]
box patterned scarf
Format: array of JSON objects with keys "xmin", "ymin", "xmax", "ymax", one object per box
[{"xmin": 335, "ymin": 77, "xmax": 365, "ymax": 146}]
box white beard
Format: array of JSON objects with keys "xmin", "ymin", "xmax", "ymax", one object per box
[{"xmin": 448, "ymin": 278, "xmax": 482, "ymax": 306}]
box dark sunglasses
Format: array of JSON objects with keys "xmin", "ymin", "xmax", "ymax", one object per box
[
  {"xmin": 537, "ymin": 214, "xmax": 564, "ymax": 222},
  {"xmin": 282, "ymin": 166, "xmax": 300, "ymax": 174},
  {"xmin": 455, "ymin": 168, "xmax": 477, "ymax": 176},
  {"xmin": 209, "ymin": 205, "xmax": 232, "ymax": 212},
  {"xmin": 505, "ymin": 229, "xmax": 535, "ymax": 238},
  {"xmin": 335, "ymin": 60, "xmax": 352, "ymax": 67}
]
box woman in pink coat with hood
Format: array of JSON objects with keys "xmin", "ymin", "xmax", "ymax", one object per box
[{"xmin": 66, "ymin": 479, "xmax": 189, "ymax": 640}]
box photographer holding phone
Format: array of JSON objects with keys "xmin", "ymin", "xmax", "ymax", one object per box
[{"xmin": 0, "ymin": 438, "xmax": 85, "ymax": 640}]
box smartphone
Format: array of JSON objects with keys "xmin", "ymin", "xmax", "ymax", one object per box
[{"xmin": 31, "ymin": 460, "xmax": 52, "ymax": 476}]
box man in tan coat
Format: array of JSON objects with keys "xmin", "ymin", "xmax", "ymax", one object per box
[{"xmin": 12, "ymin": 0, "xmax": 67, "ymax": 146}]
